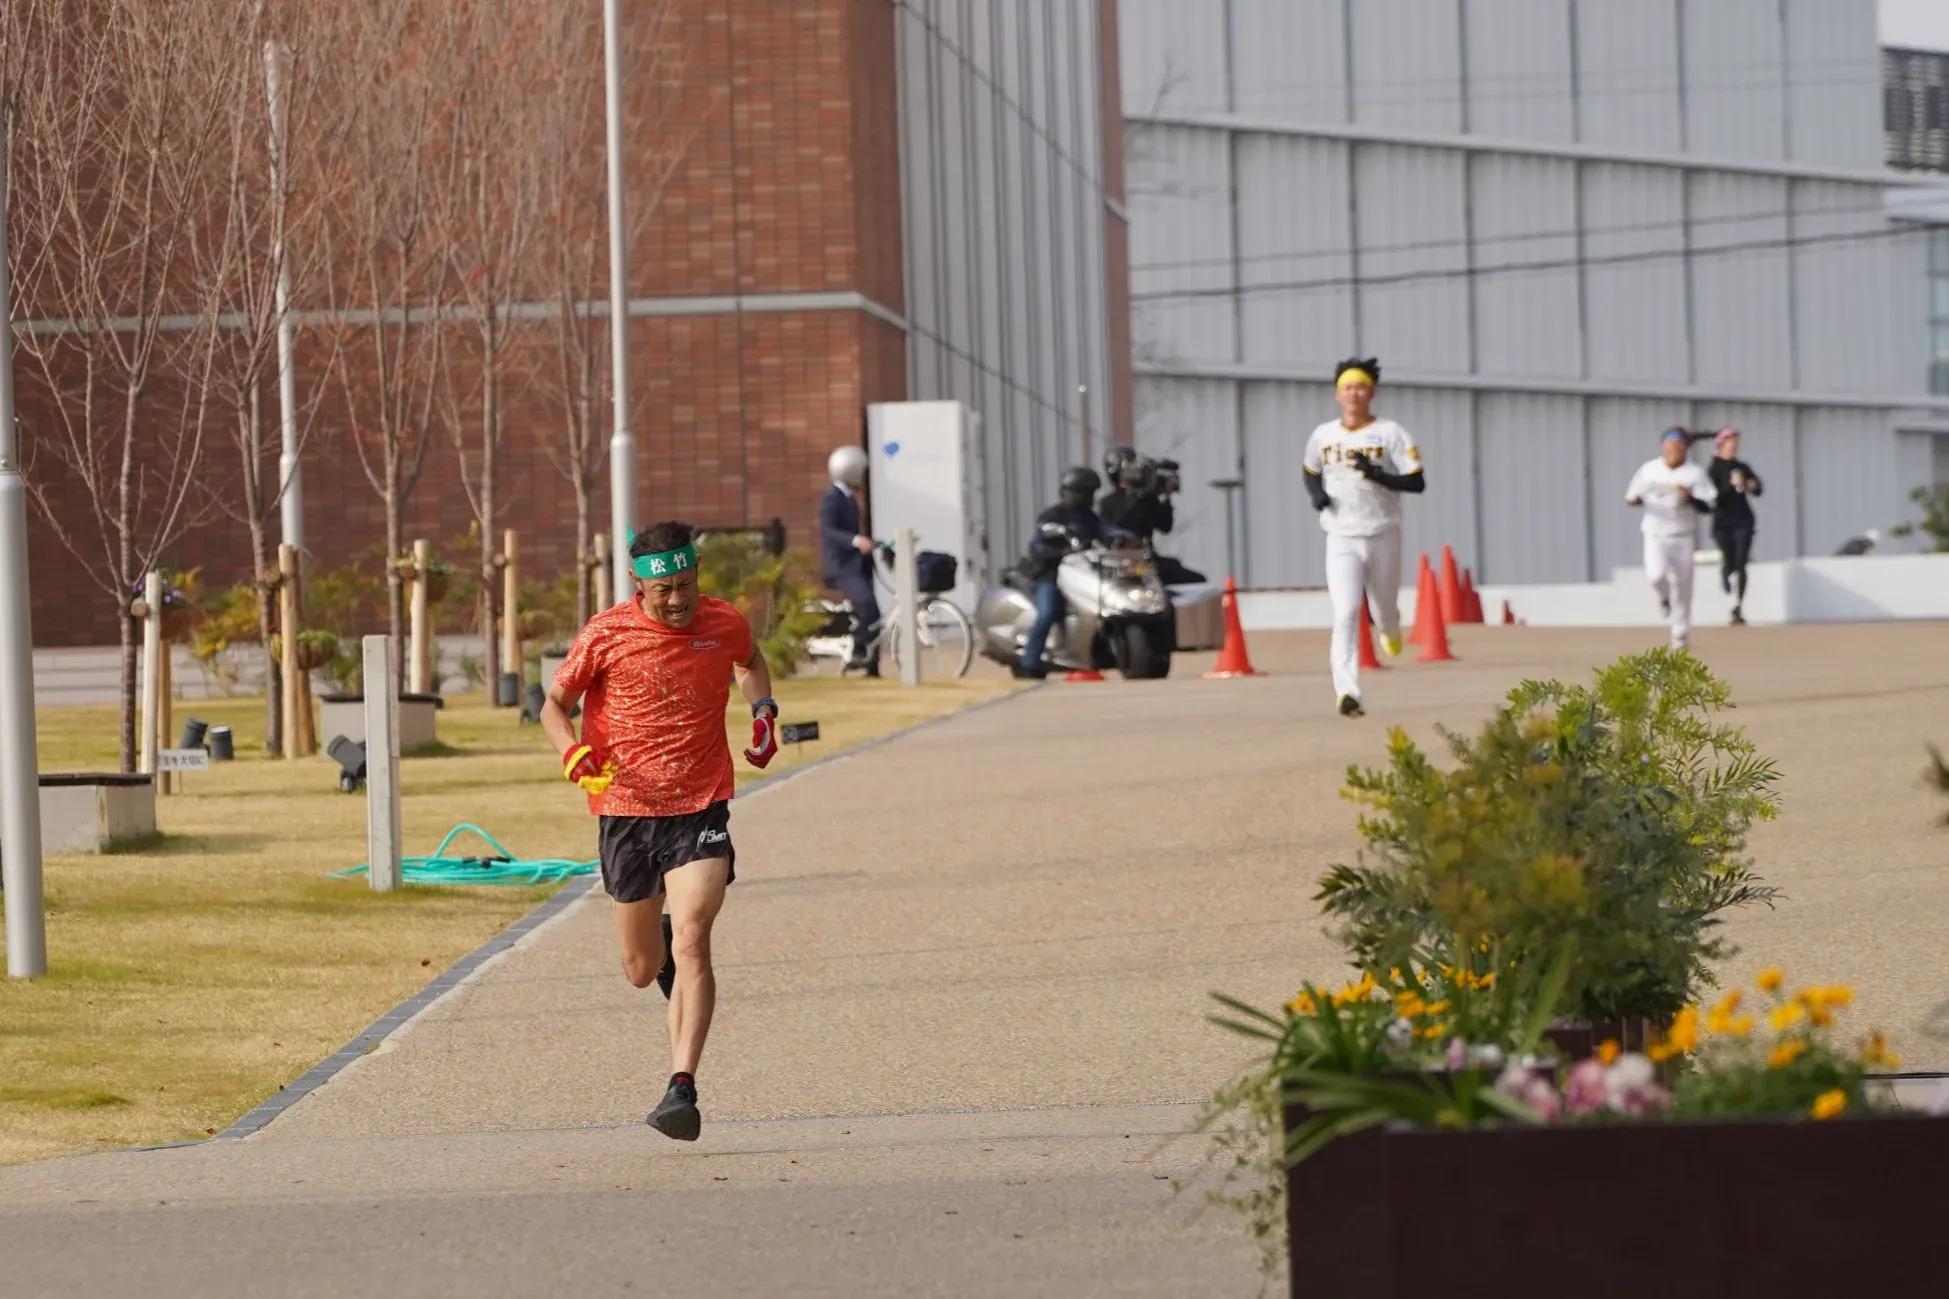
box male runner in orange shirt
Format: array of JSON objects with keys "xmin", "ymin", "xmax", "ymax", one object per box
[{"xmin": 542, "ymin": 520, "xmax": 779, "ymax": 1141}]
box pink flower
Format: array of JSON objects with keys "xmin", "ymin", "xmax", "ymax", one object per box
[
  {"xmin": 1563, "ymin": 1059, "xmax": 1610, "ymax": 1115},
  {"xmin": 1518, "ymin": 1075, "xmax": 1561, "ymax": 1122}
]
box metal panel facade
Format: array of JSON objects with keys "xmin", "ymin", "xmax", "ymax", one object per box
[
  {"xmin": 1133, "ymin": 377, "xmax": 1239, "ymax": 581},
  {"xmin": 896, "ymin": 0, "xmax": 1119, "ymax": 582},
  {"xmin": 1120, "ymin": 0, "xmax": 1940, "ymax": 591}
]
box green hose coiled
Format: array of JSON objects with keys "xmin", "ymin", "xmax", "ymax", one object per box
[{"xmin": 332, "ymin": 823, "xmax": 596, "ymax": 887}]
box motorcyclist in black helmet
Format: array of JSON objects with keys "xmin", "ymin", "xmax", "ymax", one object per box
[{"xmin": 1015, "ymin": 466, "xmax": 1104, "ymax": 679}]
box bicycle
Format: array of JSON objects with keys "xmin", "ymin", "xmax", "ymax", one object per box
[{"xmin": 802, "ymin": 542, "xmax": 975, "ymax": 679}]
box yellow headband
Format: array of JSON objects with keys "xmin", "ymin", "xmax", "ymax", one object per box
[{"xmin": 1336, "ymin": 368, "xmax": 1376, "ymax": 390}]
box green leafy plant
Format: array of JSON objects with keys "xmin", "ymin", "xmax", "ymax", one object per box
[
  {"xmin": 190, "ymin": 581, "xmax": 266, "ymax": 689},
  {"xmin": 1890, "ymin": 484, "xmax": 1949, "ymax": 552},
  {"xmin": 696, "ymin": 534, "xmax": 829, "ymax": 674},
  {"xmin": 1317, "ymin": 649, "xmax": 1781, "ymax": 1027}
]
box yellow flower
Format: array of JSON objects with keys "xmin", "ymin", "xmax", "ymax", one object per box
[
  {"xmin": 1474, "ymin": 971, "xmax": 1496, "ymax": 990},
  {"xmin": 1755, "ymin": 968, "xmax": 1785, "ymax": 994},
  {"xmin": 1802, "ymin": 985, "xmax": 1853, "ymax": 1010},
  {"xmin": 1768, "ymin": 1039, "xmax": 1808, "ymax": 1069},
  {"xmin": 1648, "ymin": 1042, "xmax": 1676, "ymax": 1063},
  {"xmin": 1712, "ymin": 989, "xmax": 1743, "ymax": 1018},
  {"xmin": 1287, "ymin": 991, "xmax": 1317, "ymax": 1017},
  {"xmin": 1667, "ymin": 1007, "xmax": 1701, "ymax": 1054},
  {"xmin": 1421, "ymin": 999, "xmax": 1451, "ymax": 1017},
  {"xmin": 1417, "ymin": 1021, "xmax": 1450, "ymax": 1040},
  {"xmin": 1725, "ymin": 1014, "xmax": 1755, "ymax": 1037},
  {"xmin": 1595, "ymin": 1039, "xmax": 1622, "ymax": 1065},
  {"xmin": 1807, "ymin": 1004, "xmax": 1834, "ymax": 1029},
  {"xmin": 1860, "ymin": 1032, "xmax": 1901, "ymax": 1069},
  {"xmin": 1394, "ymin": 992, "xmax": 1426, "ymax": 1019},
  {"xmin": 1769, "ymin": 1002, "xmax": 1806, "ymax": 1032},
  {"xmin": 1810, "ymin": 1089, "xmax": 1847, "ymax": 1121}
]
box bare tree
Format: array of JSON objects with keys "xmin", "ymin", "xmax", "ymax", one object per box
[
  {"xmin": 435, "ymin": 0, "xmax": 550, "ymax": 692},
  {"xmin": 529, "ymin": 0, "xmax": 694, "ymax": 625},
  {"xmin": 311, "ymin": 0, "xmax": 460, "ymax": 685},
  {"xmin": 181, "ymin": 0, "xmax": 345, "ymax": 752},
  {"xmin": 8, "ymin": 0, "xmax": 233, "ymax": 770}
]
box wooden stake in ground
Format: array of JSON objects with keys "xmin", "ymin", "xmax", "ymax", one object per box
[
  {"xmin": 500, "ymin": 528, "xmax": 520, "ymax": 705},
  {"xmin": 409, "ymin": 539, "xmax": 431, "ymax": 695}
]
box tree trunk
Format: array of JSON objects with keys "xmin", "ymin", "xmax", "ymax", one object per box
[
  {"xmin": 247, "ymin": 513, "xmax": 281, "ymax": 757},
  {"xmin": 479, "ymin": 332, "xmax": 499, "ymax": 700},
  {"xmin": 118, "ymin": 606, "xmax": 138, "ymax": 773},
  {"xmin": 385, "ymin": 470, "xmax": 405, "ymax": 690},
  {"xmin": 574, "ymin": 479, "xmax": 591, "ymax": 627}
]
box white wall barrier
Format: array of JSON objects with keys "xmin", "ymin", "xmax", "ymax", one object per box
[{"xmin": 1241, "ymin": 553, "xmax": 1949, "ymax": 631}]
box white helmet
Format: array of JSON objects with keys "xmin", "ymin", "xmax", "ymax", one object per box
[{"xmin": 828, "ymin": 445, "xmax": 868, "ymax": 488}]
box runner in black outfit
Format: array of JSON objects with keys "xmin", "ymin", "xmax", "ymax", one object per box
[{"xmin": 1706, "ymin": 427, "xmax": 1763, "ymax": 625}]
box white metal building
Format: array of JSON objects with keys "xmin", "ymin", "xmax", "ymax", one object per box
[
  {"xmin": 1119, "ymin": 0, "xmax": 1949, "ymax": 589},
  {"xmin": 892, "ymin": 0, "xmax": 1124, "ymax": 574}
]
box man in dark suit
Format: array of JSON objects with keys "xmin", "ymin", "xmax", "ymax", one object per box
[{"xmin": 819, "ymin": 445, "xmax": 881, "ymax": 676}]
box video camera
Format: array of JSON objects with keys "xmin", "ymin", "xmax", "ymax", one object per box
[{"xmin": 1104, "ymin": 446, "xmax": 1182, "ymax": 497}]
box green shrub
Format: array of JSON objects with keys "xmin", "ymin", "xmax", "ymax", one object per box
[
  {"xmin": 696, "ymin": 534, "xmax": 828, "ymax": 674},
  {"xmin": 1316, "ymin": 649, "xmax": 1781, "ymax": 1026}
]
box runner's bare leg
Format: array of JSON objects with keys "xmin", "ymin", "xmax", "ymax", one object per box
[
  {"xmin": 664, "ymin": 857, "xmax": 730, "ymax": 1075},
  {"xmin": 613, "ymin": 895, "xmax": 666, "ymax": 989}
]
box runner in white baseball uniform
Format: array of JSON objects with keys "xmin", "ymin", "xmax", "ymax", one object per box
[
  {"xmin": 1302, "ymin": 358, "xmax": 1426, "ymax": 717},
  {"xmin": 1625, "ymin": 428, "xmax": 1718, "ymax": 650}
]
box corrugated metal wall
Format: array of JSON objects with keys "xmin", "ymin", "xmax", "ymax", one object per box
[
  {"xmin": 1119, "ymin": 0, "xmax": 1941, "ymax": 591},
  {"xmin": 895, "ymin": 0, "xmax": 1114, "ymax": 581}
]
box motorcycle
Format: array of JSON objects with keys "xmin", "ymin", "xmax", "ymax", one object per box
[{"xmin": 974, "ymin": 525, "xmax": 1176, "ymax": 679}]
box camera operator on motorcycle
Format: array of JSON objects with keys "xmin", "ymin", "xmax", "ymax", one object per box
[
  {"xmin": 1097, "ymin": 447, "xmax": 1206, "ymax": 587},
  {"xmin": 1014, "ymin": 466, "xmax": 1105, "ymax": 679}
]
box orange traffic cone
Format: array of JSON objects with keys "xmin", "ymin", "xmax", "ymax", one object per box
[
  {"xmin": 1357, "ymin": 600, "xmax": 1385, "ymax": 670},
  {"xmin": 1501, "ymin": 599, "xmax": 1516, "ymax": 625},
  {"xmin": 1204, "ymin": 578, "xmax": 1262, "ymax": 679},
  {"xmin": 1438, "ymin": 545, "xmax": 1465, "ymax": 625},
  {"xmin": 1417, "ymin": 574, "xmax": 1457, "ymax": 663},
  {"xmin": 1064, "ymin": 668, "xmax": 1106, "ymax": 682},
  {"xmin": 1460, "ymin": 567, "xmax": 1484, "ymax": 623},
  {"xmin": 1410, "ymin": 554, "xmax": 1439, "ymax": 646}
]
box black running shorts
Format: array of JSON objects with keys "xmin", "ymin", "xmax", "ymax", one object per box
[{"xmin": 597, "ymin": 802, "xmax": 736, "ymax": 904}]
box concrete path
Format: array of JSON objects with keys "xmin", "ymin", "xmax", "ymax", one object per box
[{"xmin": 4, "ymin": 622, "xmax": 1946, "ymax": 1295}]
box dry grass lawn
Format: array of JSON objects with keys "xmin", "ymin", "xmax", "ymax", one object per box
[{"xmin": 0, "ymin": 673, "xmax": 1011, "ymax": 1164}]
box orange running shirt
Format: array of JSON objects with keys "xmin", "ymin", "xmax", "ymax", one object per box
[{"xmin": 553, "ymin": 594, "xmax": 755, "ymax": 818}]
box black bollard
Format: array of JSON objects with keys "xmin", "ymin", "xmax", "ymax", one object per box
[
  {"xmin": 207, "ymin": 726, "xmax": 235, "ymax": 761},
  {"xmin": 179, "ymin": 717, "xmax": 209, "ymax": 750},
  {"xmin": 496, "ymin": 672, "xmax": 519, "ymax": 708}
]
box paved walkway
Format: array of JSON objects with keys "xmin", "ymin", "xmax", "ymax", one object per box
[{"xmin": 3, "ymin": 622, "xmax": 1947, "ymax": 1295}]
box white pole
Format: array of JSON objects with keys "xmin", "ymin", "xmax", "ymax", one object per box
[
  {"xmin": 265, "ymin": 41, "xmax": 303, "ymax": 561},
  {"xmin": 0, "ymin": 152, "xmax": 48, "ymax": 977},
  {"xmin": 140, "ymin": 572, "xmax": 162, "ymax": 778},
  {"xmin": 895, "ymin": 526, "xmax": 921, "ymax": 687},
  {"xmin": 601, "ymin": 0, "xmax": 636, "ymax": 604},
  {"xmin": 362, "ymin": 635, "xmax": 401, "ymax": 892}
]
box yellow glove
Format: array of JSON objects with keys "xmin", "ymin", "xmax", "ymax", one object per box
[{"xmin": 563, "ymin": 744, "xmax": 617, "ymax": 796}]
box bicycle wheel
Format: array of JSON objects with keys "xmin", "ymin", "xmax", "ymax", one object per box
[{"xmin": 889, "ymin": 596, "xmax": 975, "ymax": 679}]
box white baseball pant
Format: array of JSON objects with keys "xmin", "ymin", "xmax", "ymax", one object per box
[
  {"xmin": 1325, "ymin": 528, "xmax": 1403, "ymax": 701},
  {"xmin": 1643, "ymin": 534, "xmax": 1695, "ymax": 648}
]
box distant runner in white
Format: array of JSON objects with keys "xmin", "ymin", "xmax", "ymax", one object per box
[
  {"xmin": 1625, "ymin": 428, "xmax": 1718, "ymax": 651},
  {"xmin": 1302, "ymin": 357, "xmax": 1426, "ymax": 718}
]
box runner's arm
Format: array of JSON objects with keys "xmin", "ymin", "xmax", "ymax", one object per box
[
  {"xmin": 540, "ymin": 682, "xmax": 586, "ymax": 758},
  {"xmin": 734, "ymin": 645, "xmax": 776, "ymax": 718}
]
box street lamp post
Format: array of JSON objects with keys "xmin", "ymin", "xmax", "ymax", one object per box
[
  {"xmin": 602, "ymin": 0, "xmax": 636, "ymax": 602},
  {"xmin": 0, "ymin": 152, "xmax": 48, "ymax": 977},
  {"xmin": 264, "ymin": 42, "xmax": 303, "ymax": 562},
  {"xmin": 1210, "ymin": 477, "xmax": 1244, "ymax": 585}
]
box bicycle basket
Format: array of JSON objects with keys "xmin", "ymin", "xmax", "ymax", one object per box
[{"xmin": 916, "ymin": 550, "xmax": 958, "ymax": 594}]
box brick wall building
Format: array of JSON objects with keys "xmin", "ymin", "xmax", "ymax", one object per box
[{"xmin": 15, "ymin": 0, "xmax": 1130, "ymax": 646}]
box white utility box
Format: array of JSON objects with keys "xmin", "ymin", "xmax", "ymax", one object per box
[{"xmin": 865, "ymin": 401, "xmax": 989, "ymax": 614}]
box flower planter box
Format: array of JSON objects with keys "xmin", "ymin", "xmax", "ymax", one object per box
[
  {"xmin": 317, "ymin": 691, "xmax": 443, "ymax": 755},
  {"xmin": 1283, "ymin": 1104, "xmax": 1949, "ymax": 1297},
  {"xmin": 33, "ymin": 773, "xmax": 157, "ymax": 854}
]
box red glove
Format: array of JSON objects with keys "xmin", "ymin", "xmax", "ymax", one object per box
[
  {"xmin": 563, "ymin": 743, "xmax": 613, "ymax": 794},
  {"xmin": 743, "ymin": 715, "xmax": 778, "ymax": 769}
]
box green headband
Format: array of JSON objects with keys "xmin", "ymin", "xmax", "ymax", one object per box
[{"xmin": 628, "ymin": 534, "xmax": 697, "ymax": 581}]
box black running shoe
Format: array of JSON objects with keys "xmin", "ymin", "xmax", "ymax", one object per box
[
  {"xmin": 1338, "ymin": 694, "xmax": 1364, "ymax": 718},
  {"xmin": 647, "ymin": 1075, "xmax": 700, "ymax": 1141},
  {"xmin": 1730, "ymin": 606, "xmax": 1745, "ymax": 626},
  {"xmin": 656, "ymin": 913, "xmax": 676, "ymax": 999}
]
